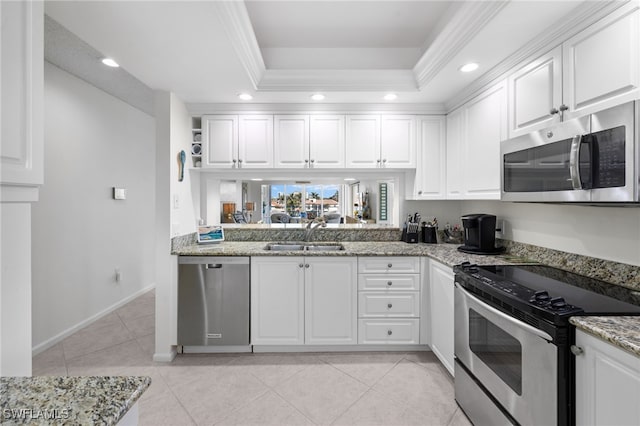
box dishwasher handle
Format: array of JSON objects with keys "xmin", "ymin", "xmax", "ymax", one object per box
[{"xmin": 206, "ymin": 264, "xmax": 223, "ymax": 269}]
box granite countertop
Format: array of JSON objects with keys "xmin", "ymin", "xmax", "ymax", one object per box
[
  {"xmin": 570, "ymin": 316, "xmax": 640, "ymax": 357},
  {"xmin": 172, "ymin": 240, "xmax": 526, "ymax": 268},
  {"xmin": 0, "ymin": 376, "xmax": 151, "ymax": 426}
]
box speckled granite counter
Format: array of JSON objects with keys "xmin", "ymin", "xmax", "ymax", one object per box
[
  {"xmin": 172, "ymin": 239, "xmax": 524, "ymax": 268},
  {"xmin": 570, "ymin": 316, "xmax": 640, "ymax": 357},
  {"xmin": 0, "ymin": 376, "xmax": 150, "ymax": 425}
]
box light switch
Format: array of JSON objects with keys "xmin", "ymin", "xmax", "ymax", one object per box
[{"xmin": 113, "ymin": 188, "xmax": 127, "ymax": 200}]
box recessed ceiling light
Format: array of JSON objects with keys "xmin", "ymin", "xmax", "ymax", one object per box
[
  {"xmin": 344, "ymin": 178, "xmax": 357, "ymax": 181},
  {"xmin": 250, "ymin": 178, "xmax": 263, "ymax": 181},
  {"xmin": 383, "ymin": 93, "xmax": 398, "ymax": 101},
  {"xmin": 459, "ymin": 62, "xmax": 479, "ymax": 73},
  {"xmin": 311, "ymin": 93, "xmax": 325, "ymax": 101},
  {"xmin": 101, "ymin": 58, "xmax": 119, "ymax": 68},
  {"xmin": 238, "ymin": 93, "xmax": 253, "ymax": 101}
]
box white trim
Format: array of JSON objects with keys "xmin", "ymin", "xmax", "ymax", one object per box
[
  {"xmin": 252, "ymin": 344, "xmax": 430, "ymax": 353},
  {"xmin": 258, "ymin": 69, "xmax": 417, "ymax": 92},
  {"xmin": 187, "ymin": 103, "xmax": 446, "ymax": 115},
  {"xmin": 0, "ymin": 184, "xmax": 39, "ymax": 202},
  {"xmin": 211, "ymin": 0, "xmax": 265, "ymax": 90},
  {"xmin": 153, "ymin": 349, "xmax": 177, "ymax": 363},
  {"xmin": 445, "ymin": 0, "xmax": 627, "ymax": 112},
  {"xmin": 31, "ymin": 284, "xmax": 156, "ymax": 356},
  {"xmin": 413, "ymin": 1, "xmax": 508, "ymax": 89}
]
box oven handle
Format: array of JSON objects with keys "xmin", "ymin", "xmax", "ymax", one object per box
[
  {"xmin": 455, "ymin": 283, "xmax": 553, "ymax": 342},
  {"xmin": 569, "ymin": 134, "xmax": 583, "ymax": 190}
]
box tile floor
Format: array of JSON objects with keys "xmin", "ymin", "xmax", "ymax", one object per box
[{"xmin": 32, "ymin": 289, "xmax": 472, "ymax": 426}]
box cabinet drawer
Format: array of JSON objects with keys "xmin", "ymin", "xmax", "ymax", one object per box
[
  {"xmin": 358, "ymin": 292, "xmax": 420, "ymax": 317},
  {"xmin": 358, "ymin": 319, "xmax": 420, "ymax": 344},
  {"xmin": 358, "ymin": 257, "xmax": 420, "ymax": 273},
  {"xmin": 358, "ymin": 274, "xmax": 419, "ymax": 291}
]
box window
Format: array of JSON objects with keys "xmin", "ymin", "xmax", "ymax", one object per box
[{"xmin": 268, "ymin": 183, "xmax": 343, "ymax": 222}]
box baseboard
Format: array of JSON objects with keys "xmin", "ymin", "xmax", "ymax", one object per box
[
  {"xmin": 153, "ymin": 348, "xmax": 177, "ymax": 362},
  {"xmin": 181, "ymin": 345, "xmax": 252, "ymax": 354},
  {"xmin": 252, "ymin": 344, "xmax": 431, "ymax": 353},
  {"xmin": 31, "ymin": 283, "xmax": 156, "ymax": 356}
]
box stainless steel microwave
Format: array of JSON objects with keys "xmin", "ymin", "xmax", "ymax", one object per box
[{"xmin": 501, "ymin": 101, "xmax": 639, "ymax": 203}]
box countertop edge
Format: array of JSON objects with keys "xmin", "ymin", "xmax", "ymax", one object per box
[{"xmin": 570, "ymin": 316, "xmax": 640, "ymax": 358}]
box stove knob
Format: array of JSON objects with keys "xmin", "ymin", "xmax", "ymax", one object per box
[
  {"xmin": 529, "ymin": 290, "xmax": 551, "ymax": 303},
  {"xmin": 550, "ymin": 297, "xmax": 567, "ymax": 309},
  {"xmin": 460, "ymin": 262, "xmax": 471, "ymax": 270}
]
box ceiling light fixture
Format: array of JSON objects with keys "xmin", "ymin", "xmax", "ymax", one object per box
[
  {"xmin": 250, "ymin": 178, "xmax": 263, "ymax": 181},
  {"xmin": 311, "ymin": 93, "xmax": 325, "ymax": 101},
  {"xmin": 344, "ymin": 178, "xmax": 357, "ymax": 181},
  {"xmin": 238, "ymin": 93, "xmax": 253, "ymax": 101},
  {"xmin": 383, "ymin": 94, "xmax": 398, "ymax": 101},
  {"xmin": 101, "ymin": 58, "xmax": 119, "ymax": 68},
  {"xmin": 459, "ymin": 62, "xmax": 479, "ymax": 73}
]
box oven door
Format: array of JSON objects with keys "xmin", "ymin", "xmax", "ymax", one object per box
[{"xmin": 454, "ymin": 283, "xmax": 558, "ymax": 426}]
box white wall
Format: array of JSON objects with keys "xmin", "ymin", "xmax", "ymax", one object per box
[
  {"xmin": 31, "ymin": 63, "xmax": 156, "ymax": 351},
  {"xmin": 154, "ymin": 91, "xmax": 195, "ymax": 362},
  {"xmin": 463, "ymin": 200, "xmax": 640, "ymax": 266}
]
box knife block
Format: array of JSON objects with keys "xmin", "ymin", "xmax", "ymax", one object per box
[{"xmin": 402, "ymin": 228, "xmax": 419, "ymax": 243}]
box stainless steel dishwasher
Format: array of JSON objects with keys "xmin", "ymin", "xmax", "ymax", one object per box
[{"xmin": 177, "ymin": 256, "xmax": 249, "ymax": 347}]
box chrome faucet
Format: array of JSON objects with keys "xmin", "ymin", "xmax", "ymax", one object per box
[{"xmin": 304, "ymin": 217, "xmax": 327, "ymax": 242}]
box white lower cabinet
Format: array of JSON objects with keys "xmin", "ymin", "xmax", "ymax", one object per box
[
  {"xmin": 251, "ymin": 256, "xmax": 357, "ymax": 346},
  {"xmin": 575, "ymin": 329, "xmax": 640, "ymax": 426},
  {"xmin": 357, "ymin": 257, "xmax": 421, "ymax": 344},
  {"xmin": 428, "ymin": 259, "xmax": 455, "ymax": 376}
]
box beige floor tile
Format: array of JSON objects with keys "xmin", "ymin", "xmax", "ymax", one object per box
[
  {"xmin": 332, "ymin": 388, "xmax": 431, "ymax": 426},
  {"xmin": 170, "ymin": 367, "xmax": 270, "ymax": 425},
  {"xmin": 317, "ymin": 352, "xmax": 404, "ymax": 386},
  {"xmin": 62, "ymin": 321, "xmax": 134, "ymax": 361},
  {"xmin": 66, "ymin": 339, "xmax": 151, "ymax": 373},
  {"xmin": 116, "ymin": 297, "xmax": 155, "ymax": 322},
  {"xmin": 448, "ymin": 408, "xmax": 472, "ymax": 426},
  {"xmin": 403, "ymin": 351, "xmax": 454, "ymax": 381},
  {"xmin": 139, "ymin": 391, "xmax": 195, "ymax": 426},
  {"xmin": 32, "ymin": 343, "xmax": 67, "ymax": 376},
  {"xmin": 122, "ymin": 313, "xmax": 155, "ymax": 338},
  {"xmin": 228, "ymin": 353, "xmax": 322, "ymax": 388},
  {"xmin": 136, "ymin": 333, "xmax": 155, "ymax": 357},
  {"xmin": 372, "ymin": 360, "xmax": 457, "ymax": 425},
  {"xmin": 274, "ymin": 363, "xmax": 368, "ymax": 425},
  {"xmin": 216, "ymin": 390, "xmax": 313, "ymax": 426}
]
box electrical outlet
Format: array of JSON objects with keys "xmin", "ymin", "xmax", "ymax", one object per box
[
  {"xmin": 115, "ymin": 268, "xmax": 122, "ymax": 283},
  {"xmin": 496, "ymin": 220, "xmax": 506, "ymax": 238}
]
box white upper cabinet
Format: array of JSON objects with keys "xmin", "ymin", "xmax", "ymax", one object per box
[
  {"xmin": 412, "ymin": 116, "xmax": 446, "ymax": 200},
  {"xmin": 274, "ymin": 115, "xmax": 309, "ymax": 168},
  {"xmin": 1, "ymin": 0, "xmax": 43, "ymax": 188},
  {"xmin": 309, "ymin": 115, "xmax": 345, "ymax": 168},
  {"xmin": 238, "ymin": 115, "xmax": 273, "ymax": 168},
  {"xmin": 462, "ymin": 81, "xmax": 507, "ymax": 200},
  {"xmin": 445, "ymin": 107, "xmax": 464, "ymax": 200},
  {"xmin": 345, "ymin": 115, "xmax": 381, "ymax": 168},
  {"xmin": 381, "ymin": 115, "xmax": 416, "ymax": 168},
  {"xmin": 562, "ymin": 2, "xmax": 639, "ymax": 119},
  {"xmin": 202, "ymin": 115, "xmax": 273, "ymax": 168},
  {"xmin": 507, "ymin": 47, "xmax": 563, "ymax": 138}
]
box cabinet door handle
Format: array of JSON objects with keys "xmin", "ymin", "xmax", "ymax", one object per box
[
  {"xmin": 570, "ymin": 345, "xmax": 584, "ymax": 356},
  {"xmin": 299, "ymin": 263, "xmax": 304, "ymax": 268},
  {"xmin": 387, "ymin": 263, "xmax": 393, "ymax": 268},
  {"xmin": 387, "ymin": 281, "xmax": 393, "ymax": 286},
  {"xmin": 304, "ymin": 159, "xmax": 309, "ymax": 167},
  {"xmin": 549, "ymin": 107, "xmax": 559, "ymax": 115},
  {"xmin": 305, "ymin": 264, "xmax": 310, "ymax": 268},
  {"xmin": 559, "ymin": 104, "xmax": 569, "ymax": 112},
  {"xmin": 418, "ymin": 190, "xmax": 423, "ymax": 195},
  {"xmin": 387, "ymin": 303, "xmax": 393, "ymax": 309},
  {"xmin": 387, "ymin": 329, "xmax": 393, "ymax": 336}
]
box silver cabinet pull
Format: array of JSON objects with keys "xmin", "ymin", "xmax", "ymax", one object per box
[
  {"xmin": 546, "ymin": 131, "xmax": 554, "ymax": 138},
  {"xmin": 387, "ymin": 329, "xmax": 393, "ymax": 336},
  {"xmin": 387, "ymin": 281, "xmax": 393, "ymax": 286},
  {"xmin": 206, "ymin": 264, "xmax": 222, "ymax": 269},
  {"xmin": 387, "ymin": 263, "xmax": 393, "ymax": 268},
  {"xmin": 418, "ymin": 190, "xmax": 423, "ymax": 195},
  {"xmin": 549, "ymin": 107, "xmax": 559, "ymax": 115},
  {"xmin": 298, "ymin": 263, "xmax": 304, "ymax": 268},
  {"xmin": 559, "ymin": 104, "xmax": 569, "ymax": 112},
  {"xmin": 305, "ymin": 264, "xmax": 310, "ymax": 268},
  {"xmin": 387, "ymin": 303, "xmax": 393, "ymax": 309},
  {"xmin": 570, "ymin": 345, "xmax": 584, "ymax": 356},
  {"xmin": 569, "ymin": 135, "xmax": 583, "ymax": 190}
]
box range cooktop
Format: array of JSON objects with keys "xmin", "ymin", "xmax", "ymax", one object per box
[{"xmin": 455, "ymin": 262, "xmax": 640, "ymax": 325}]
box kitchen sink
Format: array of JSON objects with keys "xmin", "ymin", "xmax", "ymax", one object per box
[{"xmin": 264, "ymin": 242, "xmax": 344, "ymax": 252}]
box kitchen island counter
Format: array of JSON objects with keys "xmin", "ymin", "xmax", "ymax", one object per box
[{"xmin": 0, "ymin": 376, "xmax": 150, "ymax": 425}]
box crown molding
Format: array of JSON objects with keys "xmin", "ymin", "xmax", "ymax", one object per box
[
  {"xmin": 187, "ymin": 102, "xmax": 446, "ymax": 116},
  {"xmin": 444, "ymin": 0, "xmax": 626, "ymax": 112},
  {"xmin": 413, "ymin": 1, "xmax": 509, "ymax": 90},
  {"xmin": 257, "ymin": 69, "xmax": 417, "ymax": 92},
  {"xmin": 212, "ymin": 0, "xmax": 265, "ymax": 90}
]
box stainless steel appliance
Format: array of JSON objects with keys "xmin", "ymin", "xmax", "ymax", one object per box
[
  {"xmin": 501, "ymin": 100, "xmax": 639, "ymax": 203},
  {"xmin": 178, "ymin": 256, "xmax": 250, "ymax": 348},
  {"xmin": 454, "ymin": 263, "xmax": 640, "ymax": 425},
  {"xmin": 458, "ymin": 214, "xmax": 504, "ymax": 254}
]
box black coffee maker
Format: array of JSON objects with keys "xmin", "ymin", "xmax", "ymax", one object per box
[{"xmin": 458, "ymin": 214, "xmax": 505, "ymax": 254}]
